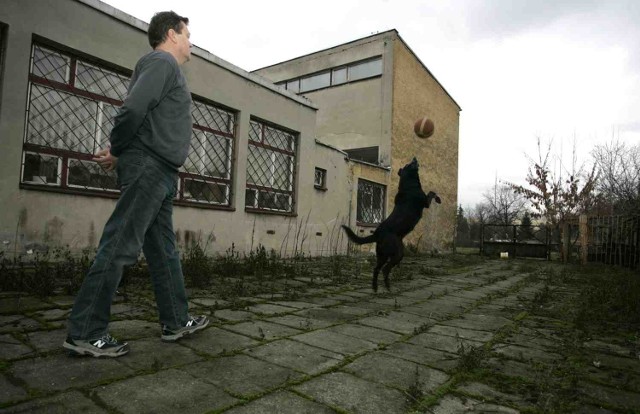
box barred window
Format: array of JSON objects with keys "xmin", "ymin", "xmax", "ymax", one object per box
[
  {"xmin": 246, "ymin": 119, "xmax": 297, "ymax": 213},
  {"xmin": 357, "ymin": 179, "xmax": 386, "ymax": 224},
  {"xmin": 21, "ymin": 42, "xmax": 237, "ymax": 208},
  {"xmin": 21, "ymin": 44, "xmax": 129, "ymax": 194},
  {"xmin": 181, "ymin": 100, "xmax": 235, "ymax": 205}
]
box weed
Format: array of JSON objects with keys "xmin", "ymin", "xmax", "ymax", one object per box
[{"xmin": 406, "ymin": 365, "xmax": 425, "ymax": 403}]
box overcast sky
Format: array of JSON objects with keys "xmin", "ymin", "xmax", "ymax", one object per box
[{"xmin": 101, "ymin": 0, "xmax": 640, "ymax": 209}]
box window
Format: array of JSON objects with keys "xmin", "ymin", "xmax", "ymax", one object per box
[
  {"xmin": 286, "ymin": 79, "xmax": 299, "ymax": 93},
  {"xmin": 22, "ymin": 44, "xmax": 127, "ymax": 194},
  {"xmin": 275, "ymin": 56, "xmax": 383, "ymax": 94},
  {"xmin": 348, "ymin": 58, "xmax": 383, "ymax": 82},
  {"xmin": 345, "ymin": 146, "xmax": 379, "ymax": 164},
  {"xmin": 21, "ymin": 42, "xmax": 237, "ymax": 209},
  {"xmin": 332, "ymin": 67, "xmax": 347, "ymax": 85},
  {"xmin": 314, "ymin": 167, "xmax": 327, "ymax": 190},
  {"xmin": 357, "ymin": 179, "xmax": 385, "ymax": 224},
  {"xmin": 299, "ymin": 71, "xmax": 330, "ymax": 93},
  {"xmin": 246, "ymin": 119, "xmax": 297, "ymax": 213},
  {"xmin": 182, "ymin": 100, "xmax": 236, "ymax": 205}
]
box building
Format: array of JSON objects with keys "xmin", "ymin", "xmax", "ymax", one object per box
[
  {"xmin": 0, "ymin": 0, "xmax": 459, "ymax": 258},
  {"xmin": 253, "ymin": 30, "xmax": 461, "ymax": 251}
]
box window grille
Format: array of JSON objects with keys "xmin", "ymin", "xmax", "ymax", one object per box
[
  {"xmin": 245, "ymin": 120, "xmax": 297, "ymax": 213},
  {"xmin": 21, "ymin": 42, "xmax": 236, "ymax": 208},
  {"xmin": 357, "ymin": 179, "xmax": 386, "ymax": 224}
]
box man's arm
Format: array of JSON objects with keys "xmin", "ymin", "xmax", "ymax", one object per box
[{"xmin": 109, "ymin": 56, "xmax": 175, "ymax": 157}]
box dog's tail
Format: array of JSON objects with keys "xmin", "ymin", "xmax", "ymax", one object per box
[{"xmin": 341, "ymin": 225, "xmax": 377, "ymax": 245}]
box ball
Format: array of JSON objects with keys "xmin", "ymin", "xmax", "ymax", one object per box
[{"xmin": 414, "ymin": 117, "xmax": 434, "ymax": 139}]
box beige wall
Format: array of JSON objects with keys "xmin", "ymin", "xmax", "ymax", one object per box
[
  {"xmin": 390, "ymin": 40, "xmax": 460, "ymax": 251},
  {"xmin": 0, "ymin": 0, "xmax": 352, "ymax": 257}
]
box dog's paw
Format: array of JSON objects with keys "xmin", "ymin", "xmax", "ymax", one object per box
[{"xmin": 435, "ymin": 195, "xmax": 442, "ymax": 204}]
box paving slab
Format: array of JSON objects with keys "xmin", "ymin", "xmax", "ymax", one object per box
[
  {"xmin": 190, "ymin": 297, "xmax": 230, "ymax": 308},
  {"xmin": 408, "ymin": 332, "xmax": 484, "ymax": 354},
  {"xmin": 0, "ymin": 297, "xmax": 51, "ymax": 313},
  {"xmin": 380, "ymin": 342, "xmax": 458, "ymax": 369},
  {"xmin": 0, "ymin": 334, "xmax": 33, "ymax": 359},
  {"xmin": 32, "ymin": 308, "xmax": 70, "ymax": 321},
  {"xmin": 108, "ymin": 319, "xmax": 159, "ymax": 340},
  {"xmin": 440, "ymin": 313, "xmax": 511, "ymax": 331},
  {"xmin": 0, "ymin": 317, "xmax": 43, "ymax": 333},
  {"xmin": 24, "ymin": 328, "xmax": 66, "ymax": 353},
  {"xmin": 222, "ymin": 320, "xmax": 302, "ymax": 340},
  {"xmin": 428, "ymin": 324, "xmax": 494, "ymax": 342},
  {"xmin": 292, "ymin": 329, "xmax": 378, "ymax": 355},
  {"xmin": 429, "ymin": 394, "xmax": 520, "ymax": 413},
  {"xmin": 1, "ymin": 390, "xmax": 108, "ymax": 413},
  {"xmin": 456, "ymin": 381, "xmax": 528, "ymax": 407},
  {"xmin": 10, "ymin": 353, "xmax": 133, "ymax": 392},
  {"xmin": 245, "ymin": 339, "xmax": 343, "ymax": 375},
  {"xmin": 246, "ymin": 303, "xmax": 297, "ymax": 315},
  {"xmin": 326, "ymin": 323, "xmax": 403, "ymax": 345},
  {"xmin": 181, "ymin": 354, "xmax": 303, "ymax": 397},
  {"xmin": 294, "ymin": 371, "xmax": 409, "ymax": 414},
  {"xmin": 213, "ymin": 309, "xmax": 255, "ymax": 322},
  {"xmin": 0, "ymin": 373, "xmax": 28, "ymax": 405},
  {"xmin": 579, "ymin": 381, "xmax": 640, "ymax": 412},
  {"xmin": 265, "ymin": 314, "xmax": 334, "ymax": 331},
  {"xmin": 116, "ymin": 338, "xmax": 203, "ymax": 371},
  {"xmin": 268, "ymin": 300, "xmax": 319, "ymax": 309},
  {"xmin": 94, "ymin": 368, "xmax": 238, "ymax": 414},
  {"xmin": 357, "ymin": 310, "xmax": 435, "ymax": 335},
  {"xmin": 223, "ymin": 390, "xmax": 335, "ymax": 414},
  {"xmin": 342, "ymin": 352, "xmax": 449, "ymax": 393},
  {"xmin": 485, "ymin": 357, "xmax": 540, "ymax": 381},
  {"xmin": 179, "ymin": 327, "xmax": 259, "ymax": 356},
  {"xmin": 492, "ymin": 343, "xmax": 563, "ymax": 363}
]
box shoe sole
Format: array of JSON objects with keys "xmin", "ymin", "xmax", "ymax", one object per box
[
  {"xmin": 63, "ymin": 341, "xmax": 129, "ymax": 358},
  {"xmin": 161, "ymin": 319, "xmax": 209, "ymax": 342}
]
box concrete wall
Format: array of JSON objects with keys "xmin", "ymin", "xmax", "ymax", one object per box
[
  {"xmin": 390, "ymin": 39, "xmax": 460, "ymax": 251},
  {"xmin": 0, "ymin": 0, "xmax": 352, "ymax": 257}
]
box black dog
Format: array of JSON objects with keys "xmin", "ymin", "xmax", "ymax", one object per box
[{"xmin": 341, "ymin": 158, "xmax": 441, "ymax": 292}]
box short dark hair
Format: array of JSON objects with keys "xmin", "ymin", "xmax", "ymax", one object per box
[{"xmin": 148, "ymin": 11, "xmax": 189, "ymax": 49}]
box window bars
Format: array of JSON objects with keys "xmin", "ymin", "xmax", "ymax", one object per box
[
  {"xmin": 245, "ymin": 120, "xmax": 297, "ymax": 213},
  {"xmin": 357, "ymin": 179, "xmax": 385, "ymax": 224},
  {"xmin": 21, "ymin": 43, "xmax": 236, "ymax": 207}
]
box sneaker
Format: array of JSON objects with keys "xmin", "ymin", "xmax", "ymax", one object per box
[
  {"xmin": 161, "ymin": 315, "xmax": 209, "ymax": 342},
  {"xmin": 63, "ymin": 334, "xmax": 129, "ymax": 358}
]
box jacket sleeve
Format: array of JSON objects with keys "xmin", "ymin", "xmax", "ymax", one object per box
[{"xmin": 109, "ymin": 57, "xmax": 175, "ymax": 156}]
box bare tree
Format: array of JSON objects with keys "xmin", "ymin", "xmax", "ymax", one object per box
[
  {"xmin": 507, "ymin": 137, "xmax": 598, "ymax": 229},
  {"xmin": 592, "ymin": 140, "xmax": 640, "ymax": 216},
  {"xmin": 482, "ymin": 183, "xmax": 527, "ymax": 225}
]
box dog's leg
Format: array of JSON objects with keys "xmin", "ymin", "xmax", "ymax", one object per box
[
  {"xmin": 382, "ymin": 241, "xmax": 404, "ymax": 291},
  {"xmin": 424, "ymin": 191, "xmax": 442, "ymax": 208},
  {"xmin": 372, "ymin": 255, "xmax": 387, "ymax": 292}
]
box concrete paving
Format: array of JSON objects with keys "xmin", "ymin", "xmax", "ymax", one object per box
[{"xmin": 1, "ymin": 257, "xmax": 639, "ymax": 413}]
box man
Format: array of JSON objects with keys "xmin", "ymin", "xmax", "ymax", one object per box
[{"xmin": 63, "ymin": 11, "xmax": 208, "ymax": 358}]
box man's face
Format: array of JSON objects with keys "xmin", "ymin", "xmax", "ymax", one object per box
[{"xmin": 175, "ymin": 23, "xmax": 192, "ymax": 64}]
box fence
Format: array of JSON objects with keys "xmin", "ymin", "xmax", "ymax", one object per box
[
  {"xmin": 480, "ymin": 224, "xmax": 555, "ymax": 259},
  {"xmin": 566, "ymin": 215, "xmax": 640, "ymax": 269}
]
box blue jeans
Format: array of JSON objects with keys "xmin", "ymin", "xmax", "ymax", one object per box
[{"xmin": 68, "ymin": 148, "xmax": 189, "ymax": 340}]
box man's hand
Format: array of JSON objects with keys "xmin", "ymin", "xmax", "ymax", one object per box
[{"xmin": 92, "ymin": 147, "xmax": 118, "ymax": 171}]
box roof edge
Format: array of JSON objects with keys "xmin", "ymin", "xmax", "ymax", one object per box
[{"xmin": 73, "ymin": 0, "xmax": 318, "ymax": 110}]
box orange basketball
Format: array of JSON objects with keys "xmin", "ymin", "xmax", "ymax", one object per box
[{"xmin": 414, "ymin": 117, "xmax": 434, "ymax": 138}]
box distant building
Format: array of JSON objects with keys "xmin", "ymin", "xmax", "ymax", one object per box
[
  {"xmin": 253, "ymin": 30, "xmax": 461, "ymax": 250},
  {"xmin": 0, "ymin": 0, "xmax": 459, "ymax": 257}
]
